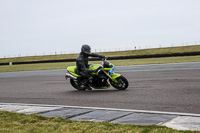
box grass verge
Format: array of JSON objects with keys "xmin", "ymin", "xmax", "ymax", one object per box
[
  {"xmin": 0, "ymin": 55, "xmax": 200, "ymax": 72},
  {"xmin": 1, "ymin": 45, "xmax": 200, "ymax": 64},
  {"xmin": 0, "ymin": 111, "xmax": 198, "ymax": 133}
]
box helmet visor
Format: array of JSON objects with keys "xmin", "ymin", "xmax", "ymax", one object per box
[{"xmin": 83, "ymin": 49, "xmax": 91, "ymax": 55}]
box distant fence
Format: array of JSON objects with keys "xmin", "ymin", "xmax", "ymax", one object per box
[{"xmin": 1, "ymin": 51, "xmax": 200, "ymax": 66}]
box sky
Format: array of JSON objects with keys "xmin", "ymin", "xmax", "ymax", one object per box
[{"xmin": 0, "ymin": 0, "xmax": 200, "ymax": 58}]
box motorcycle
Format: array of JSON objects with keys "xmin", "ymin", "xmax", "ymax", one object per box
[{"xmin": 65, "ymin": 58, "xmax": 129, "ymax": 91}]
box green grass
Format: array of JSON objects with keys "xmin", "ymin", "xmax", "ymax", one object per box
[
  {"xmin": 1, "ymin": 45, "xmax": 200, "ymax": 63},
  {"xmin": 0, "ymin": 111, "xmax": 198, "ymax": 133},
  {"xmin": 0, "ymin": 45, "xmax": 200, "ymax": 72},
  {"xmin": 0, "ymin": 55, "xmax": 200, "ymax": 72}
]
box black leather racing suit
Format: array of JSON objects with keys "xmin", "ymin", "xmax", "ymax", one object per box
[{"xmin": 76, "ymin": 52, "xmax": 103, "ymax": 78}]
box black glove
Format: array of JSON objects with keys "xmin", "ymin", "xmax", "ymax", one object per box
[{"xmin": 99, "ymin": 55, "xmax": 105, "ymax": 58}]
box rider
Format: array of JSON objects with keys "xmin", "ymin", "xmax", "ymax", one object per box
[{"xmin": 76, "ymin": 44, "xmax": 105, "ymax": 90}]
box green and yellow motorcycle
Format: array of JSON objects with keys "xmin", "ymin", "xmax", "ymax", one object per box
[{"xmin": 65, "ymin": 58, "xmax": 129, "ymax": 91}]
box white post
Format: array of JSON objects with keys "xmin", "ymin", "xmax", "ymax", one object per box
[{"xmin": 9, "ymin": 62, "xmax": 12, "ymax": 65}]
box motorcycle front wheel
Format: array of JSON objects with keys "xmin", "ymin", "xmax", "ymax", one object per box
[
  {"xmin": 70, "ymin": 79, "xmax": 86, "ymax": 91},
  {"xmin": 110, "ymin": 76, "xmax": 129, "ymax": 90}
]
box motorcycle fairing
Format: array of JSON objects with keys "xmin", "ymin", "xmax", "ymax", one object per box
[
  {"xmin": 111, "ymin": 73, "xmax": 121, "ymax": 83},
  {"xmin": 67, "ymin": 66, "xmax": 81, "ymax": 77},
  {"xmin": 89, "ymin": 64, "xmax": 114, "ymax": 71},
  {"xmin": 88, "ymin": 64, "xmax": 101, "ymax": 76},
  {"xmin": 67, "ymin": 64, "xmax": 119, "ymax": 83},
  {"xmin": 89, "ymin": 64, "xmax": 101, "ymax": 70}
]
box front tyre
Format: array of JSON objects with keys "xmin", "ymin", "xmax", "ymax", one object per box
[
  {"xmin": 110, "ymin": 76, "xmax": 129, "ymax": 90},
  {"xmin": 70, "ymin": 79, "xmax": 86, "ymax": 91}
]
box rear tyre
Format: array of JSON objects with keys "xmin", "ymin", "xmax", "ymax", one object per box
[
  {"xmin": 70, "ymin": 79, "xmax": 86, "ymax": 91},
  {"xmin": 110, "ymin": 76, "xmax": 129, "ymax": 90}
]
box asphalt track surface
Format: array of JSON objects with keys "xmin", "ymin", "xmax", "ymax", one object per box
[{"xmin": 0, "ymin": 62, "xmax": 200, "ymax": 114}]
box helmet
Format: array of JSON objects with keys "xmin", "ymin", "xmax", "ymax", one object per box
[{"xmin": 81, "ymin": 44, "xmax": 91, "ymax": 55}]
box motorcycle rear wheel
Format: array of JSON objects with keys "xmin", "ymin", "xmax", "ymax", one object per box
[
  {"xmin": 70, "ymin": 79, "xmax": 86, "ymax": 91},
  {"xmin": 110, "ymin": 76, "xmax": 129, "ymax": 90}
]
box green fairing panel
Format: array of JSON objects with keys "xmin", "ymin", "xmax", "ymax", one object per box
[
  {"xmin": 103, "ymin": 63, "xmax": 114, "ymax": 71},
  {"xmin": 88, "ymin": 64, "xmax": 101, "ymax": 76},
  {"xmin": 111, "ymin": 73, "xmax": 121, "ymax": 83},
  {"xmin": 103, "ymin": 67, "xmax": 112, "ymax": 71},
  {"xmin": 89, "ymin": 64, "xmax": 101, "ymax": 70},
  {"xmin": 67, "ymin": 66, "xmax": 81, "ymax": 77},
  {"xmin": 89, "ymin": 64, "xmax": 113, "ymax": 71}
]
